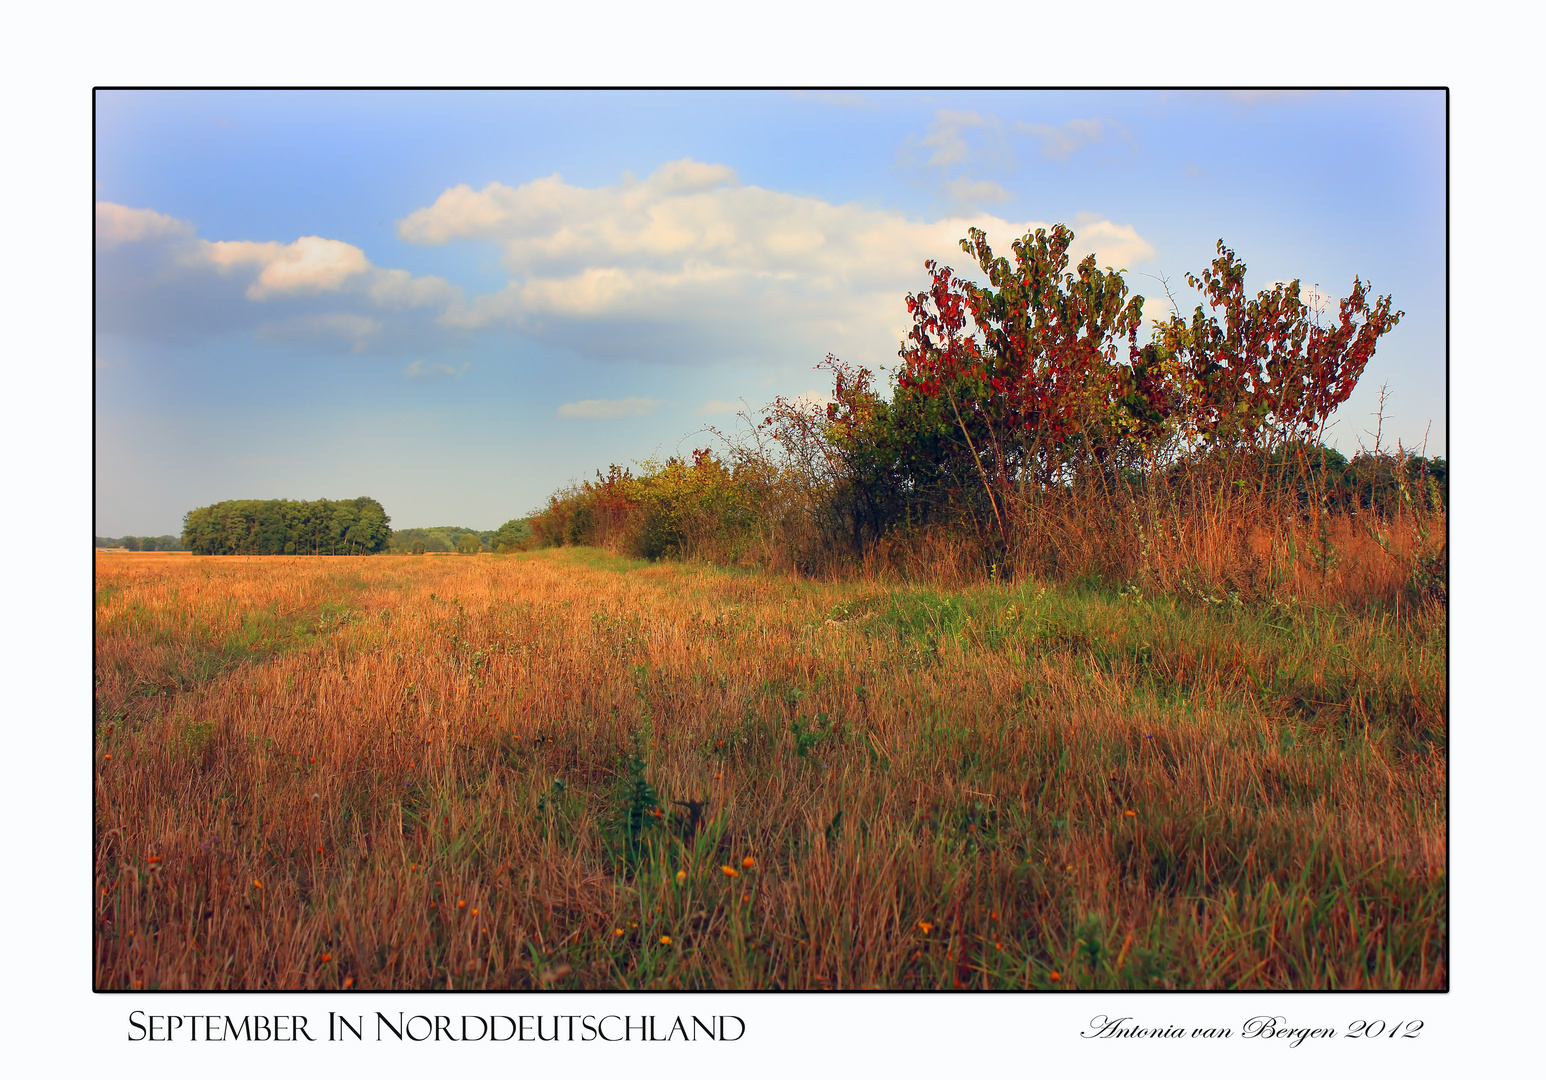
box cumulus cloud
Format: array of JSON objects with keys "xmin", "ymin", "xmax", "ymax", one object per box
[
  {"xmin": 94, "ymin": 202, "xmax": 193, "ymax": 248},
  {"xmin": 206, "ymin": 236, "xmax": 371, "ymax": 299},
  {"xmin": 398, "ymin": 159, "xmax": 1156, "ymax": 367},
  {"xmin": 94, "ymin": 202, "xmax": 462, "ymax": 349},
  {"xmin": 94, "ymin": 173, "xmax": 1158, "ymax": 371},
  {"xmin": 557, "ymin": 397, "xmax": 663, "ymax": 419}
]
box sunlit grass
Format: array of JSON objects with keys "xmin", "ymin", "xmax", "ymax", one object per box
[{"xmin": 94, "ymin": 547, "xmax": 1445, "ymax": 990}]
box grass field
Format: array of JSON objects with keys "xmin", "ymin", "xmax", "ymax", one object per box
[{"xmin": 94, "ymin": 547, "xmax": 1446, "ymax": 991}]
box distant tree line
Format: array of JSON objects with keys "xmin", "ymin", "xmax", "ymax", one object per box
[
  {"xmin": 181, "ymin": 497, "xmax": 392, "ymax": 555},
  {"xmin": 388, "ymin": 519, "xmax": 534, "ymax": 554},
  {"xmin": 95, "ymin": 535, "xmax": 187, "ymax": 551}
]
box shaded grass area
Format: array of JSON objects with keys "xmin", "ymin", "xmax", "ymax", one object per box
[{"xmin": 94, "ymin": 547, "xmax": 1445, "ymax": 990}]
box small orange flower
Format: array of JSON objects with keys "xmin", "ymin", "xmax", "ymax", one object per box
[
  {"xmin": 675, "ymin": 870, "xmax": 687, "ymax": 884},
  {"xmin": 321, "ymin": 953, "xmax": 333, "ymax": 963},
  {"xmin": 104, "ymin": 754, "xmax": 112, "ymax": 760},
  {"xmin": 660, "ymin": 935, "xmax": 672, "ymax": 945},
  {"xmin": 146, "ymin": 856, "xmax": 160, "ymax": 864},
  {"xmin": 614, "ymin": 928, "xmax": 625, "ymax": 937},
  {"xmin": 741, "ymin": 856, "xmax": 755, "ymax": 869},
  {"xmin": 471, "ymin": 908, "xmax": 478, "ymax": 916},
  {"xmin": 457, "ymin": 900, "xmax": 466, "ymax": 909},
  {"xmin": 721, "ymin": 865, "xmax": 739, "ymax": 878},
  {"xmin": 252, "ymin": 880, "xmax": 263, "ymax": 889},
  {"xmin": 343, "ymin": 977, "xmax": 355, "ymax": 989},
  {"xmin": 917, "ymin": 921, "xmax": 934, "ymax": 934},
  {"xmin": 1124, "ymin": 809, "xmax": 1136, "ymax": 817},
  {"xmin": 1049, "ymin": 970, "xmax": 1061, "ymax": 982},
  {"xmin": 316, "ymin": 846, "xmax": 324, "ymax": 854},
  {"xmin": 715, "ymin": 773, "xmax": 722, "ymax": 779}
]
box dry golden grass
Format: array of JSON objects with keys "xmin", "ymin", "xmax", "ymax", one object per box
[{"xmin": 94, "ymin": 546, "xmax": 1445, "ymax": 990}]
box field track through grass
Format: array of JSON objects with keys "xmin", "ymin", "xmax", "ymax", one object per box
[{"xmin": 94, "ymin": 548, "xmax": 1446, "ymax": 990}]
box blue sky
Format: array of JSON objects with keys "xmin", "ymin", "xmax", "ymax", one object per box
[{"xmin": 95, "ymin": 89, "xmax": 1445, "ymax": 535}]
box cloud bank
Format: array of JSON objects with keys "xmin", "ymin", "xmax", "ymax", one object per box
[
  {"xmin": 96, "ymin": 162, "xmax": 1155, "ymax": 370},
  {"xmin": 94, "ymin": 202, "xmax": 458, "ymax": 350},
  {"xmin": 398, "ymin": 158, "xmax": 1154, "ymax": 366}
]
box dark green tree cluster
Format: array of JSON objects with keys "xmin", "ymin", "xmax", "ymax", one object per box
[
  {"xmin": 489, "ymin": 517, "xmax": 534, "ymax": 552},
  {"xmin": 387, "ymin": 526, "xmax": 486, "ymax": 554},
  {"xmin": 180, "ymin": 497, "xmax": 392, "ymax": 556},
  {"xmin": 94, "ymin": 534, "xmax": 187, "ymax": 551},
  {"xmin": 387, "ymin": 520, "xmax": 535, "ymax": 554}
]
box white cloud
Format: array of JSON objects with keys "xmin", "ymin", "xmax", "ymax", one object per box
[
  {"xmin": 206, "ymin": 236, "xmax": 371, "ymax": 299},
  {"xmin": 400, "ymin": 159, "xmax": 1156, "ymax": 366},
  {"xmin": 1068, "ymin": 212, "xmax": 1156, "ymax": 268},
  {"xmin": 919, "ymin": 110, "xmax": 997, "ymax": 167},
  {"xmin": 790, "ymin": 390, "xmax": 833, "ymax": 409},
  {"xmin": 697, "ymin": 399, "xmax": 746, "ymax": 415},
  {"xmin": 95, "ymin": 173, "xmax": 1158, "ymax": 370},
  {"xmin": 94, "ymin": 202, "xmax": 193, "ymax": 248},
  {"xmin": 1015, "ymin": 118, "xmax": 1118, "ymax": 160},
  {"xmin": 403, "ymin": 359, "xmax": 469, "ymax": 381},
  {"xmin": 94, "ymin": 201, "xmax": 464, "ymax": 349},
  {"xmin": 368, "ymin": 268, "xmax": 460, "ymax": 309},
  {"xmin": 899, "ymin": 111, "xmax": 1016, "ymax": 213},
  {"xmin": 556, "ymin": 397, "xmax": 662, "ymax": 419}
]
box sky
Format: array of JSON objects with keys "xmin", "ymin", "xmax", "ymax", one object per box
[{"xmin": 94, "ymin": 89, "xmax": 1446, "ymax": 535}]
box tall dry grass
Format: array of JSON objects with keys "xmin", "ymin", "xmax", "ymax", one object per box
[{"xmin": 95, "ymin": 547, "xmax": 1445, "ymax": 990}]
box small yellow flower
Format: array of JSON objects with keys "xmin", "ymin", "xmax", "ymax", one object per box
[
  {"xmin": 675, "ymin": 870, "xmax": 687, "ymax": 884},
  {"xmin": 917, "ymin": 921, "xmax": 934, "ymax": 934},
  {"xmin": 614, "ymin": 928, "xmax": 625, "ymax": 937},
  {"xmin": 721, "ymin": 865, "xmax": 739, "ymax": 878}
]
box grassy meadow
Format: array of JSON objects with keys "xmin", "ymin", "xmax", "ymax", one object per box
[{"xmin": 94, "ymin": 546, "xmax": 1446, "ymax": 991}]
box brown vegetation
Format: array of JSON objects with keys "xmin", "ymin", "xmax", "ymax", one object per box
[{"xmin": 95, "ymin": 546, "xmax": 1445, "ymax": 990}]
